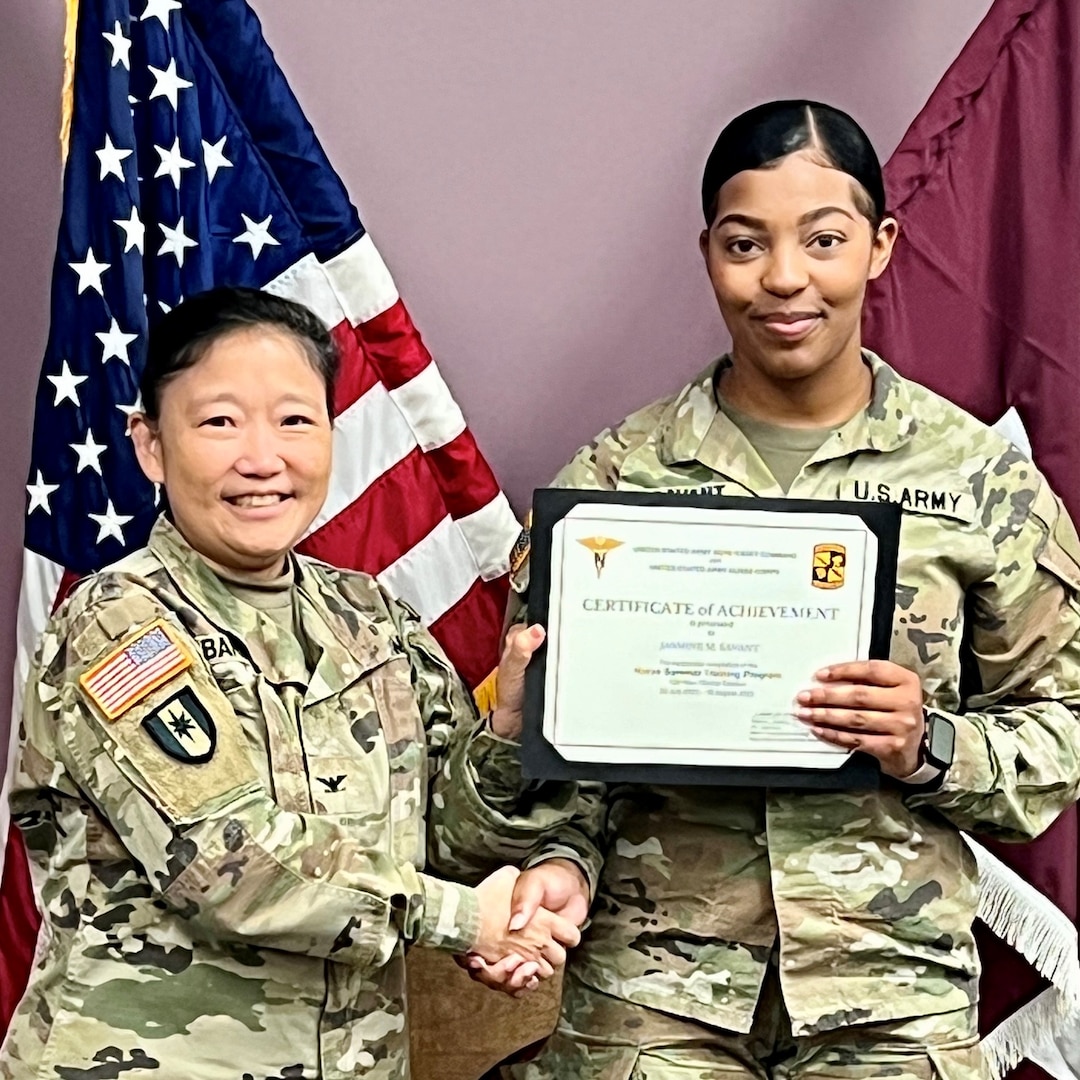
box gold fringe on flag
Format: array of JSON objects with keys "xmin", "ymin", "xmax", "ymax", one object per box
[
  {"xmin": 60, "ymin": 0, "xmax": 79, "ymax": 163},
  {"xmin": 471, "ymin": 669, "xmax": 499, "ymax": 717}
]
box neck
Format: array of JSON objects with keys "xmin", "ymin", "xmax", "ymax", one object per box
[
  {"xmin": 203, "ymin": 553, "xmax": 291, "ymax": 585},
  {"xmin": 721, "ymin": 343, "xmax": 871, "ymax": 428}
]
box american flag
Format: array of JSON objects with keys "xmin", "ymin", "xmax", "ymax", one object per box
[{"xmin": 0, "ymin": 0, "xmax": 519, "ymax": 1028}]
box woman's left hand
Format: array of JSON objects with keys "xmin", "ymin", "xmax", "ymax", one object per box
[
  {"xmin": 489, "ymin": 624, "xmax": 545, "ymax": 739},
  {"xmin": 795, "ymin": 660, "xmax": 925, "ymax": 779}
]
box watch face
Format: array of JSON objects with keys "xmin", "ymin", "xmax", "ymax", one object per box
[{"xmin": 928, "ymin": 715, "xmax": 956, "ymax": 768}]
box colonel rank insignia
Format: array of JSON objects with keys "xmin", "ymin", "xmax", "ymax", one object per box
[
  {"xmin": 142, "ymin": 688, "xmax": 217, "ymax": 764},
  {"xmin": 812, "ymin": 543, "xmax": 846, "ymax": 589}
]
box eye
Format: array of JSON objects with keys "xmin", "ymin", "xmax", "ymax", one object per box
[
  {"xmin": 810, "ymin": 233, "xmax": 846, "ymax": 250},
  {"xmin": 281, "ymin": 414, "xmax": 316, "ymax": 427},
  {"xmin": 725, "ymin": 237, "xmax": 761, "ymax": 257},
  {"xmin": 199, "ymin": 415, "xmax": 235, "ymax": 428}
]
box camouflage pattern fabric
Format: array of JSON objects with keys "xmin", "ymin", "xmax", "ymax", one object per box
[
  {"xmin": 511, "ymin": 970, "xmax": 981, "ymax": 1079},
  {"xmin": 2, "ymin": 516, "xmax": 571, "ymax": 1080},
  {"xmin": 507, "ymin": 352, "xmax": 1080, "ymax": 1044}
]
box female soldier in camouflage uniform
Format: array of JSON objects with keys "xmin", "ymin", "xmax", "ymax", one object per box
[
  {"xmin": 1, "ymin": 287, "xmax": 581, "ymax": 1080},
  {"xmin": 475, "ymin": 102, "xmax": 1080, "ymax": 1079}
]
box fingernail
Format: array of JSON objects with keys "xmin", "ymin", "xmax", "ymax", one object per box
[
  {"xmin": 815, "ymin": 668, "xmax": 830, "ymax": 680},
  {"xmin": 795, "ymin": 691, "xmax": 811, "ymax": 704},
  {"xmin": 508, "ymin": 913, "xmax": 526, "ymax": 931},
  {"xmin": 794, "ymin": 707, "xmax": 812, "ymax": 719}
]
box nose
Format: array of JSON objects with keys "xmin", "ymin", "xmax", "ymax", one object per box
[
  {"xmin": 760, "ymin": 240, "xmax": 809, "ymax": 298},
  {"xmin": 234, "ymin": 422, "xmax": 286, "ymax": 477}
]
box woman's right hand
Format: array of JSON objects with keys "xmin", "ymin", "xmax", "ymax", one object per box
[{"xmin": 472, "ymin": 865, "xmax": 580, "ymax": 967}]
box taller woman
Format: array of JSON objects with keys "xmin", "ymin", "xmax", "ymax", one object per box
[{"xmin": 487, "ymin": 101, "xmax": 1080, "ymax": 1080}]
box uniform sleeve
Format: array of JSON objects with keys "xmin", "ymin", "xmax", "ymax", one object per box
[
  {"xmin": 447, "ymin": 433, "xmax": 636, "ymax": 896},
  {"xmin": 29, "ymin": 585, "xmax": 481, "ymax": 971},
  {"xmin": 909, "ymin": 478, "xmax": 1080, "ymax": 839},
  {"xmin": 385, "ymin": 593, "xmax": 605, "ymax": 887}
]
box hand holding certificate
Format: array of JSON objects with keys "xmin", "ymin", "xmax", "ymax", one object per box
[{"xmin": 523, "ymin": 490, "xmax": 900, "ymax": 788}]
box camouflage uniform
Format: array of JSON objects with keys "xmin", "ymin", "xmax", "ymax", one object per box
[
  {"xmin": 2, "ymin": 516, "xmax": 568, "ymax": 1080},
  {"xmin": 507, "ymin": 353, "xmax": 1080, "ymax": 1079}
]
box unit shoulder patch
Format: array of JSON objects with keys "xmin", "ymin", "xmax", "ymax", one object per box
[
  {"xmin": 141, "ymin": 687, "xmax": 217, "ymax": 764},
  {"xmin": 79, "ymin": 618, "xmax": 192, "ymax": 721}
]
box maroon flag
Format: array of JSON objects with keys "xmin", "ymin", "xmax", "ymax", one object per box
[{"xmin": 864, "ymin": 1, "xmax": 1080, "ymax": 1074}]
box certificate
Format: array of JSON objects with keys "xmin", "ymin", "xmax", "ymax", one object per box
[{"xmin": 522, "ymin": 490, "xmax": 900, "ymax": 788}]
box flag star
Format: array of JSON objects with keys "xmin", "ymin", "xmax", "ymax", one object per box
[
  {"xmin": 148, "ymin": 58, "xmax": 192, "ymax": 111},
  {"xmin": 47, "ymin": 360, "xmax": 89, "ymax": 406},
  {"xmin": 89, "ymin": 499, "xmax": 134, "ymax": 545},
  {"xmin": 69, "ymin": 247, "xmax": 110, "ymax": 295},
  {"xmin": 140, "ymin": 0, "xmax": 181, "ymax": 30},
  {"xmin": 70, "ymin": 429, "xmax": 107, "ymax": 475},
  {"xmin": 114, "ymin": 205, "xmax": 145, "ymax": 254},
  {"xmin": 26, "ymin": 471, "xmax": 60, "ymax": 516},
  {"xmin": 159, "ymin": 216, "xmax": 198, "ymax": 267},
  {"xmin": 202, "ymin": 136, "xmax": 233, "ymax": 183},
  {"xmin": 154, "ymin": 136, "xmax": 195, "ymax": 189},
  {"xmin": 159, "ymin": 300, "xmax": 173, "ymax": 314},
  {"xmin": 102, "ymin": 21, "xmax": 132, "ymax": 69},
  {"xmin": 96, "ymin": 133, "xmax": 134, "ymax": 182},
  {"xmin": 96, "ymin": 318, "xmax": 139, "ymax": 365},
  {"xmin": 233, "ymin": 214, "xmax": 280, "ymax": 260}
]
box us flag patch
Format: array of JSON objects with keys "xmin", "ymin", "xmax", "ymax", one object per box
[{"xmin": 79, "ymin": 619, "xmax": 192, "ymax": 721}]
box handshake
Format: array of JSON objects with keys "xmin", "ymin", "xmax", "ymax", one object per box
[{"xmin": 460, "ymin": 858, "xmax": 590, "ymax": 997}]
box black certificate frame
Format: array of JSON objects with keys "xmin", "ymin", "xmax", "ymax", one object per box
[{"xmin": 522, "ymin": 489, "xmax": 902, "ymax": 789}]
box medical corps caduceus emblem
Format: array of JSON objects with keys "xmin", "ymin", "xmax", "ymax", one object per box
[{"xmin": 812, "ymin": 543, "xmax": 846, "ymax": 589}]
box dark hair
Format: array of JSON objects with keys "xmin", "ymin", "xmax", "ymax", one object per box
[
  {"xmin": 141, "ymin": 287, "xmax": 340, "ymax": 421},
  {"xmin": 701, "ymin": 100, "xmax": 886, "ymax": 227}
]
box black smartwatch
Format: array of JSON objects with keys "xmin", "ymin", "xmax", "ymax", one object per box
[{"xmin": 899, "ymin": 711, "xmax": 955, "ymax": 788}]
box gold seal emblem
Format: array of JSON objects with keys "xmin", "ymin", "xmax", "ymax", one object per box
[
  {"xmin": 812, "ymin": 543, "xmax": 846, "ymax": 589},
  {"xmin": 578, "ymin": 536, "xmax": 624, "ymax": 578}
]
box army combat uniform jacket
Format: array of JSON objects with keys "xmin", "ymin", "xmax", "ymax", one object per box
[
  {"xmin": 512, "ymin": 354, "xmax": 1080, "ymax": 1039},
  {"xmin": 2, "ymin": 518, "xmax": 564, "ymax": 1080}
]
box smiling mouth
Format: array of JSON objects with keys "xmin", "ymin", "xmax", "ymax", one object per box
[{"xmin": 225, "ymin": 493, "xmax": 291, "ymax": 508}]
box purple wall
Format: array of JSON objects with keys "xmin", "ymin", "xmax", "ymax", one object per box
[{"xmin": 0, "ymin": 1, "xmax": 991, "ymax": 735}]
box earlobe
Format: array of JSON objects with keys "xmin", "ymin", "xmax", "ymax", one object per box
[{"xmin": 699, "ymin": 229, "xmax": 711, "ymax": 265}]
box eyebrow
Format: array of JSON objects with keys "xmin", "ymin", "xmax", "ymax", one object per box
[{"xmin": 714, "ymin": 206, "xmax": 857, "ymax": 230}]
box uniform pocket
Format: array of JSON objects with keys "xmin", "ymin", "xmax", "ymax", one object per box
[{"xmin": 926, "ymin": 1040, "xmax": 983, "ymax": 1080}]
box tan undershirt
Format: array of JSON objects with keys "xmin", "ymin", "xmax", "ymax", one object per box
[
  {"xmin": 212, "ymin": 559, "xmax": 315, "ymax": 678},
  {"xmin": 718, "ymin": 395, "xmax": 836, "ymax": 494}
]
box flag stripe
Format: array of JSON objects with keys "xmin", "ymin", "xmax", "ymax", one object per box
[
  {"xmin": 300, "ymin": 447, "xmax": 450, "ymax": 577},
  {"xmin": 425, "ymin": 429, "xmax": 503, "ymax": 520},
  {"xmin": 429, "ymin": 577, "xmax": 511, "ymax": 689},
  {"xmin": 359, "ymin": 298, "xmax": 434, "ymax": 391},
  {"xmin": 328, "ymin": 324, "xmax": 380, "ymax": 417},
  {"xmin": 304, "ymin": 380, "xmax": 420, "ymax": 538},
  {"xmin": 376, "ymin": 515, "xmax": 483, "ymax": 628},
  {"xmin": 388, "ymin": 363, "xmax": 466, "ymax": 452}
]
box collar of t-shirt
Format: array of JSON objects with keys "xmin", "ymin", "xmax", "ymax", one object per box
[{"xmin": 716, "ymin": 393, "xmax": 837, "ymax": 494}]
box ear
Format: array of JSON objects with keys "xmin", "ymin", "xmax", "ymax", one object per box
[
  {"xmin": 129, "ymin": 414, "xmax": 165, "ymax": 485},
  {"xmin": 867, "ymin": 216, "xmax": 899, "ymax": 281},
  {"xmin": 699, "ymin": 227, "xmax": 712, "ymax": 266}
]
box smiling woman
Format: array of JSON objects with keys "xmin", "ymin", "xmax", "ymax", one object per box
[
  {"xmin": 130, "ymin": 290, "xmax": 336, "ymax": 579},
  {"xmin": 476, "ymin": 102, "xmax": 1080, "ymax": 1080},
  {"xmin": 2, "ymin": 287, "xmax": 587, "ymax": 1080}
]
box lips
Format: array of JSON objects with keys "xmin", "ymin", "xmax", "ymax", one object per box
[{"xmin": 756, "ymin": 311, "xmax": 823, "ymax": 340}]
